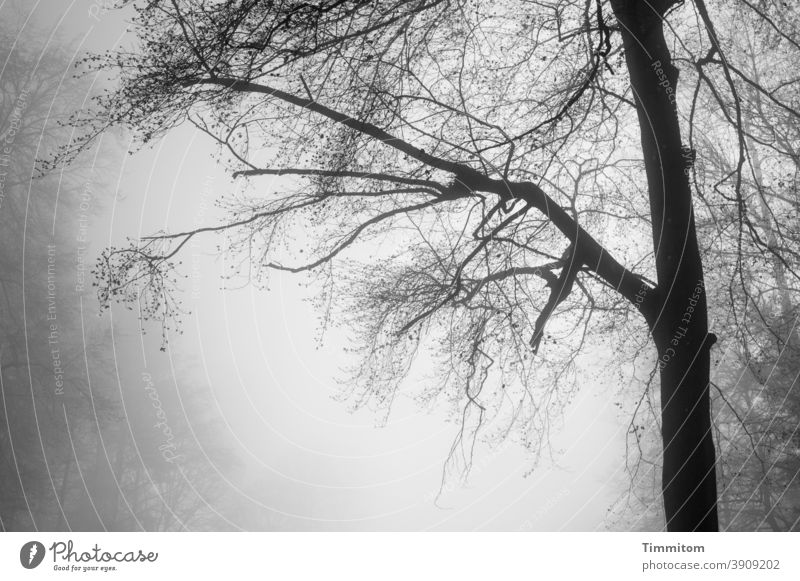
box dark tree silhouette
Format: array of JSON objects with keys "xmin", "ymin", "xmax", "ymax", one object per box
[{"xmin": 62, "ymin": 0, "xmax": 800, "ymax": 531}]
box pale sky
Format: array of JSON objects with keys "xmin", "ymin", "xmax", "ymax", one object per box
[{"xmin": 3, "ymin": 0, "xmax": 650, "ymax": 531}]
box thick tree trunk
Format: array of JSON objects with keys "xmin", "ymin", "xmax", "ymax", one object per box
[
  {"xmin": 653, "ymin": 320, "xmax": 718, "ymax": 531},
  {"xmin": 611, "ymin": 0, "xmax": 719, "ymax": 531}
]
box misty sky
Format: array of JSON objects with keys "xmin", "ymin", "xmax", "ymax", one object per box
[{"xmin": 2, "ymin": 0, "xmax": 646, "ymax": 531}]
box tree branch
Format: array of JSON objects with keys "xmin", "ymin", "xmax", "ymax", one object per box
[
  {"xmin": 188, "ymin": 77, "xmax": 656, "ymax": 321},
  {"xmin": 530, "ymin": 245, "xmax": 581, "ymax": 353},
  {"xmin": 233, "ymin": 167, "xmax": 448, "ymax": 193}
]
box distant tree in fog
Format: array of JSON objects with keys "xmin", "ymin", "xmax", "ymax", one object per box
[{"xmin": 1, "ymin": 19, "xmax": 237, "ymax": 532}]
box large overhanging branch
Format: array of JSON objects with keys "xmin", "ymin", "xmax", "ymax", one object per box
[
  {"xmin": 188, "ymin": 76, "xmax": 659, "ymax": 323},
  {"xmin": 191, "ymin": 77, "xmax": 481, "ymax": 179}
]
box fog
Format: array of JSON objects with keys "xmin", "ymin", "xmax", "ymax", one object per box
[{"xmin": 0, "ymin": 0, "xmax": 691, "ymax": 531}]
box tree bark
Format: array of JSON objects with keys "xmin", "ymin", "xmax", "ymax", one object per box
[{"xmin": 611, "ymin": 0, "xmax": 719, "ymax": 531}]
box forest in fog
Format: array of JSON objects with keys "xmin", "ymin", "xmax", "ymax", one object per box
[{"xmin": 1, "ymin": 0, "xmax": 800, "ymax": 532}]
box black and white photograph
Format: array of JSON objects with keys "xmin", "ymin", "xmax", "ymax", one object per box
[{"xmin": 1, "ymin": 0, "xmax": 799, "ymax": 577}]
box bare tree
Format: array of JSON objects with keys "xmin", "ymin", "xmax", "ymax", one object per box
[
  {"xmin": 62, "ymin": 0, "xmax": 800, "ymax": 531},
  {"xmin": 610, "ymin": 1, "xmax": 800, "ymax": 531}
]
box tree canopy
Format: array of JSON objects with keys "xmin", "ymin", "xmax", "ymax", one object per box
[{"xmin": 62, "ymin": 0, "xmax": 800, "ymax": 531}]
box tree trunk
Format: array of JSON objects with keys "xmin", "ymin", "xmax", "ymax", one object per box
[
  {"xmin": 611, "ymin": 0, "xmax": 719, "ymax": 531},
  {"xmin": 653, "ymin": 324, "xmax": 718, "ymax": 531}
]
